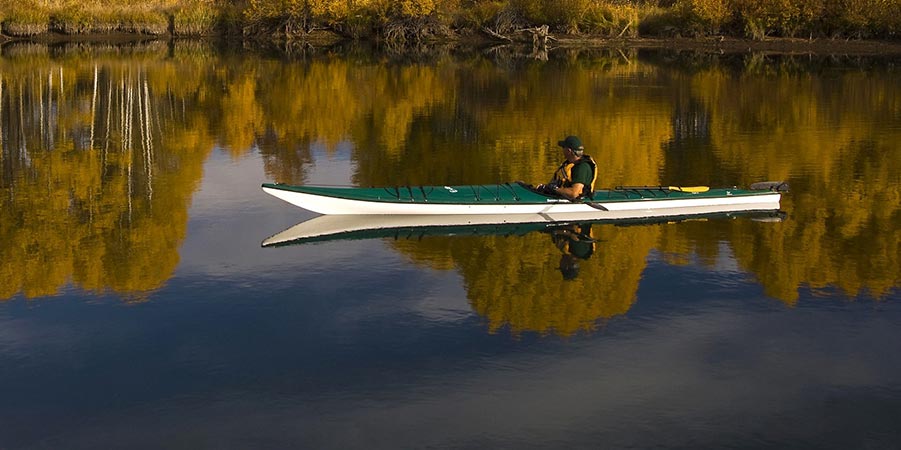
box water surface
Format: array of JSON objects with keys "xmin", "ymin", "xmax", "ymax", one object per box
[{"xmin": 0, "ymin": 42, "xmax": 899, "ymax": 449}]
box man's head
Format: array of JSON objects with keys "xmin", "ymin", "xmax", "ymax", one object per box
[
  {"xmin": 558, "ymin": 135, "xmax": 584, "ymax": 156},
  {"xmin": 559, "ymin": 254, "xmax": 580, "ymax": 281}
]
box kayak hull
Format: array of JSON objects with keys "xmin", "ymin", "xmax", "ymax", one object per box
[{"xmin": 261, "ymin": 182, "xmax": 781, "ymax": 216}]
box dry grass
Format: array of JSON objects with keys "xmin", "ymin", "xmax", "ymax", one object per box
[
  {"xmin": 1, "ymin": 0, "xmax": 51, "ymax": 36},
  {"xmin": 0, "ymin": 0, "xmax": 897, "ymax": 40},
  {"xmin": 172, "ymin": 0, "xmax": 219, "ymax": 36},
  {"xmin": 0, "ymin": 0, "xmax": 184, "ymax": 36}
]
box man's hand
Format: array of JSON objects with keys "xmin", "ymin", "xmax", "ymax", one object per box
[
  {"xmin": 536, "ymin": 183, "xmax": 559, "ymax": 195},
  {"xmin": 555, "ymin": 182, "xmax": 584, "ymax": 200}
]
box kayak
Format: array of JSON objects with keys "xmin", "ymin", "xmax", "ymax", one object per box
[
  {"xmin": 261, "ymin": 181, "xmax": 785, "ymax": 216},
  {"xmin": 261, "ymin": 209, "xmax": 786, "ymax": 247}
]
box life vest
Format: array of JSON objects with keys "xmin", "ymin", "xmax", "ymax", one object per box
[{"xmin": 551, "ymin": 154, "xmax": 597, "ymax": 199}]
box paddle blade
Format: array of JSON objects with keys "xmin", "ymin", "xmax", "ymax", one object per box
[
  {"xmin": 669, "ymin": 186, "xmax": 710, "ymax": 193},
  {"xmin": 750, "ymin": 181, "xmax": 790, "ymax": 192}
]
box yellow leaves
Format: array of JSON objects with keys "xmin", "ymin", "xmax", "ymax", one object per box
[
  {"xmin": 408, "ymin": 0, "xmax": 439, "ymax": 17},
  {"xmin": 718, "ymin": 0, "xmax": 898, "ymax": 38},
  {"xmin": 384, "ymin": 0, "xmax": 439, "ymax": 18},
  {"xmin": 0, "ymin": 58, "xmax": 212, "ymax": 301},
  {"xmin": 678, "ymin": 0, "xmax": 731, "ymax": 32},
  {"xmin": 244, "ymin": 0, "xmax": 440, "ymax": 30}
]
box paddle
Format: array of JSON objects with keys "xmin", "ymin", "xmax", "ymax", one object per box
[
  {"xmin": 615, "ymin": 185, "xmax": 710, "ymax": 193},
  {"xmin": 585, "ymin": 185, "xmax": 712, "ymax": 210},
  {"xmin": 583, "ymin": 200, "xmax": 609, "ymax": 211},
  {"xmin": 750, "ymin": 181, "xmax": 790, "ymax": 192},
  {"xmin": 668, "ymin": 186, "xmax": 709, "ymax": 193}
]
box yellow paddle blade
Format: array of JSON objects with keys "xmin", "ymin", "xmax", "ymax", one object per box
[{"xmin": 668, "ymin": 186, "xmax": 709, "ymax": 193}]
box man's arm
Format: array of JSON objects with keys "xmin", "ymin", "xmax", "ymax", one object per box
[
  {"xmin": 556, "ymin": 161, "xmax": 593, "ymax": 200},
  {"xmin": 555, "ymin": 182, "xmax": 584, "ymax": 200}
]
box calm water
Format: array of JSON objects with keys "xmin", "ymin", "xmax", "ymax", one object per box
[{"xmin": 1, "ymin": 42, "xmax": 899, "ymax": 449}]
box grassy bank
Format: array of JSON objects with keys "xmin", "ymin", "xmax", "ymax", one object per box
[
  {"xmin": 0, "ymin": 0, "xmax": 223, "ymax": 36},
  {"xmin": 1, "ymin": 0, "xmax": 898, "ymax": 42}
]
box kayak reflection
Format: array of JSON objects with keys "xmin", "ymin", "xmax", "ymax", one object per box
[
  {"xmin": 261, "ymin": 210, "xmax": 783, "ymax": 248},
  {"xmin": 263, "ymin": 211, "xmax": 784, "ymax": 336}
]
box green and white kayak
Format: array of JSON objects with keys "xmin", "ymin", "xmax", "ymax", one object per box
[{"xmin": 261, "ymin": 181, "xmax": 785, "ymax": 217}]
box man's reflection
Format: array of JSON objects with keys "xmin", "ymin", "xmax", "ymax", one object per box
[{"xmin": 549, "ymin": 223, "xmax": 596, "ymax": 280}]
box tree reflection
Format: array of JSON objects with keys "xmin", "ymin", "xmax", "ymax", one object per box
[
  {"xmin": 0, "ymin": 43, "xmax": 214, "ymax": 300},
  {"xmin": 0, "ymin": 44, "xmax": 897, "ymax": 311},
  {"xmin": 390, "ymin": 221, "xmax": 657, "ymax": 337}
]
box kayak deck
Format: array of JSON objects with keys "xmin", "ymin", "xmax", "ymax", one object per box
[{"xmin": 263, "ymin": 182, "xmax": 771, "ymax": 204}]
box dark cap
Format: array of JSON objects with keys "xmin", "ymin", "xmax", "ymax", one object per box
[{"xmin": 558, "ymin": 135, "xmax": 583, "ymax": 151}]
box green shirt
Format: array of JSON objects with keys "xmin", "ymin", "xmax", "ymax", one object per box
[{"xmin": 570, "ymin": 160, "xmax": 593, "ymax": 187}]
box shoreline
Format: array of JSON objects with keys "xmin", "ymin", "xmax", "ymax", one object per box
[
  {"xmin": 477, "ymin": 33, "xmax": 901, "ymax": 56},
  {"xmin": 585, "ymin": 36, "xmax": 901, "ymax": 56},
  {"xmin": 3, "ymin": 31, "xmax": 901, "ymax": 57}
]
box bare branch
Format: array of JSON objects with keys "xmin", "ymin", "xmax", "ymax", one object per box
[
  {"xmin": 482, "ymin": 27, "xmax": 513, "ymax": 42},
  {"xmin": 616, "ymin": 20, "xmax": 632, "ymax": 38}
]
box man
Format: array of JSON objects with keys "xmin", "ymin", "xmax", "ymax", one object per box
[{"xmin": 537, "ymin": 135, "xmax": 597, "ymax": 200}]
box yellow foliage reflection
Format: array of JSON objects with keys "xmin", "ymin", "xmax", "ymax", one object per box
[
  {"xmin": 694, "ymin": 63, "xmax": 901, "ymax": 302},
  {"xmin": 0, "ymin": 44, "xmax": 214, "ymax": 300},
  {"xmin": 0, "ymin": 44, "xmax": 897, "ymax": 318},
  {"xmin": 392, "ymin": 222, "xmax": 659, "ymax": 337}
]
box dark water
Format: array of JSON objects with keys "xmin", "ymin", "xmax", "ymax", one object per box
[{"xmin": 0, "ymin": 42, "xmax": 899, "ymax": 449}]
